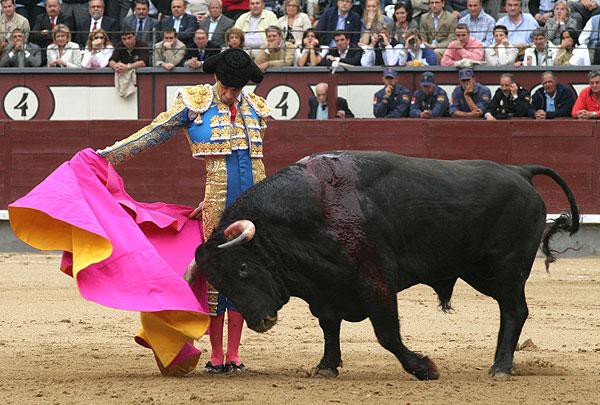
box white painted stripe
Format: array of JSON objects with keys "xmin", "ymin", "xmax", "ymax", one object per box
[
  {"xmin": 49, "ymin": 87, "xmax": 138, "ymax": 120},
  {"xmin": 2, "ymin": 209, "xmax": 600, "ymax": 223}
]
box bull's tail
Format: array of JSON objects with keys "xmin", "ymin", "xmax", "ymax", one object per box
[{"xmin": 521, "ymin": 165, "xmax": 580, "ymax": 270}]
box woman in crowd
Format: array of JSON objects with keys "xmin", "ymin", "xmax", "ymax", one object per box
[
  {"xmin": 545, "ymin": 0, "xmax": 579, "ymax": 46},
  {"xmin": 224, "ymin": 27, "xmax": 246, "ymax": 50},
  {"xmin": 295, "ymin": 28, "xmax": 328, "ymax": 66},
  {"xmin": 554, "ymin": 29, "xmax": 591, "ymax": 66},
  {"xmin": 360, "ymin": 0, "xmax": 393, "ymax": 45},
  {"xmin": 278, "ymin": 0, "xmax": 311, "ymax": 46},
  {"xmin": 394, "ymin": 28, "xmax": 436, "ymax": 66},
  {"xmin": 47, "ymin": 25, "xmax": 81, "ymax": 68},
  {"xmin": 485, "ymin": 24, "xmax": 518, "ymax": 66},
  {"xmin": 390, "ymin": 2, "xmax": 417, "ymax": 45},
  {"xmin": 81, "ymin": 29, "xmax": 114, "ymax": 69}
]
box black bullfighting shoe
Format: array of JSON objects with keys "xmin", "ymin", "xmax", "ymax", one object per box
[
  {"xmin": 225, "ymin": 362, "xmax": 246, "ymax": 372},
  {"xmin": 204, "ymin": 361, "xmax": 226, "ymax": 374}
]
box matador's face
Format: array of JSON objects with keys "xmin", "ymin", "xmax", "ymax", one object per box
[{"xmin": 216, "ymin": 79, "xmax": 243, "ymax": 106}]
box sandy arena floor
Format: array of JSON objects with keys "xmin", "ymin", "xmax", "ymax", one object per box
[{"xmin": 1, "ymin": 253, "xmax": 599, "ymax": 404}]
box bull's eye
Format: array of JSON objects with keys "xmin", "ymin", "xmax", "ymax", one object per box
[{"xmin": 239, "ymin": 263, "xmax": 250, "ymax": 278}]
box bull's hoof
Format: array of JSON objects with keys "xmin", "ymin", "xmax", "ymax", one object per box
[
  {"xmin": 310, "ymin": 366, "xmax": 339, "ymax": 378},
  {"xmin": 412, "ymin": 356, "xmax": 440, "ymax": 381},
  {"xmin": 488, "ymin": 367, "xmax": 512, "ymax": 380}
]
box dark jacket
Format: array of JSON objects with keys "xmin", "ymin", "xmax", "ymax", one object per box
[
  {"xmin": 373, "ymin": 84, "xmax": 411, "ymax": 118},
  {"xmin": 123, "ymin": 15, "xmax": 159, "ymax": 45},
  {"xmin": 109, "ymin": 39, "xmax": 150, "ymax": 65},
  {"xmin": 528, "ymin": 84, "xmax": 576, "ymax": 119},
  {"xmin": 315, "ymin": 6, "xmax": 361, "ymax": 46},
  {"xmin": 0, "ymin": 43, "xmax": 42, "ymax": 67},
  {"xmin": 198, "ymin": 14, "xmax": 234, "ymax": 48},
  {"xmin": 409, "ymin": 86, "xmax": 449, "ymax": 118},
  {"xmin": 184, "ymin": 40, "xmax": 221, "ymax": 62},
  {"xmin": 76, "ymin": 15, "xmax": 120, "ymax": 48},
  {"xmin": 30, "ymin": 12, "xmax": 75, "ymax": 51},
  {"xmin": 308, "ymin": 95, "xmax": 354, "ymax": 119},
  {"xmin": 488, "ymin": 87, "xmax": 531, "ymax": 119},
  {"xmin": 318, "ymin": 44, "xmax": 363, "ymax": 66},
  {"xmin": 157, "ymin": 14, "xmax": 198, "ymax": 45}
]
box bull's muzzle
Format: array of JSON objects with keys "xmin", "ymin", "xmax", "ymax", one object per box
[{"xmin": 251, "ymin": 314, "xmax": 278, "ymax": 333}]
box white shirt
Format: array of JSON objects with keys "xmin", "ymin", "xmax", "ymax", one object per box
[
  {"xmin": 90, "ymin": 17, "xmax": 103, "ymax": 32},
  {"xmin": 173, "ymin": 16, "xmax": 182, "ymax": 32},
  {"xmin": 245, "ymin": 15, "xmax": 262, "ymax": 49},
  {"xmin": 208, "ymin": 15, "xmax": 221, "ymax": 40}
]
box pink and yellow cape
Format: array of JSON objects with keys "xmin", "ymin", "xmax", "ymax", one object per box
[{"xmin": 8, "ymin": 148, "xmax": 209, "ymax": 374}]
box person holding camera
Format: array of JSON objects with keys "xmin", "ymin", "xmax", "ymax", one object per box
[
  {"xmin": 360, "ymin": 27, "xmax": 399, "ymax": 67},
  {"xmin": 395, "ymin": 28, "xmax": 437, "ymax": 66}
]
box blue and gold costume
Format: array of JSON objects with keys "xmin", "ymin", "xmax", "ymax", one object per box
[{"xmin": 98, "ymin": 83, "xmax": 270, "ymax": 315}]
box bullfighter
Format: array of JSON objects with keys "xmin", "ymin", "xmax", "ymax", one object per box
[{"xmin": 97, "ymin": 48, "xmax": 269, "ymax": 375}]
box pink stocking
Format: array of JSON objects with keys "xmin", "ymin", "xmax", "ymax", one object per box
[
  {"xmin": 226, "ymin": 310, "xmax": 244, "ymax": 365},
  {"xmin": 208, "ymin": 312, "xmax": 225, "ymax": 366}
]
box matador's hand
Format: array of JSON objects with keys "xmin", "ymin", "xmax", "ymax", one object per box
[{"xmin": 189, "ymin": 200, "xmax": 205, "ymax": 219}]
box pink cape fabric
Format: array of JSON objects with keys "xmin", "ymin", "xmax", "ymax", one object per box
[{"xmin": 9, "ymin": 148, "xmax": 208, "ymax": 314}]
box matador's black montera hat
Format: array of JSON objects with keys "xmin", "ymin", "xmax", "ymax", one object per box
[{"xmin": 203, "ymin": 48, "xmax": 264, "ymax": 88}]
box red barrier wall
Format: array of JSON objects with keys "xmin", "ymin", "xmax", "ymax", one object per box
[{"xmin": 1, "ymin": 119, "xmax": 597, "ymax": 213}]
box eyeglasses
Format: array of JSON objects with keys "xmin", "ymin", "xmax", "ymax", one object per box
[{"xmin": 94, "ymin": 36, "xmax": 105, "ymax": 39}]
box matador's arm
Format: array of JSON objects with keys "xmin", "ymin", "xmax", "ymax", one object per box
[{"xmin": 97, "ymin": 85, "xmax": 214, "ymax": 165}]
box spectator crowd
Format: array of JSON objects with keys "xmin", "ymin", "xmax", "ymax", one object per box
[
  {"xmin": 0, "ymin": 0, "xmax": 598, "ymax": 113},
  {"xmin": 309, "ymin": 68, "xmax": 600, "ymax": 120},
  {"xmin": 3, "ymin": 0, "xmax": 600, "ymax": 69}
]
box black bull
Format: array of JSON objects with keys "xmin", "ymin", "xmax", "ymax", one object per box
[{"xmin": 188, "ymin": 151, "xmax": 579, "ymax": 380}]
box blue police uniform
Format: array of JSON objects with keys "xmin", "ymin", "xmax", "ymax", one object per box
[
  {"xmin": 373, "ymin": 84, "xmax": 411, "ymax": 118},
  {"xmin": 409, "ymin": 86, "xmax": 449, "ymax": 118},
  {"xmin": 449, "ymin": 82, "xmax": 492, "ymax": 115}
]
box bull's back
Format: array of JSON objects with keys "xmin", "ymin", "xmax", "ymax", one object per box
[{"xmin": 297, "ymin": 152, "xmax": 546, "ymax": 270}]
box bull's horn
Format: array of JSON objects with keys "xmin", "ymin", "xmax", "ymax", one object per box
[{"xmin": 218, "ymin": 220, "xmax": 256, "ymax": 249}]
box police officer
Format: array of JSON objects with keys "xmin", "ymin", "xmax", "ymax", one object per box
[
  {"xmin": 409, "ymin": 71, "xmax": 449, "ymax": 118},
  {"xmin": 373, "ymin": 67, "xmax": 411, "ymax": 118},
  {"xmin": 485, "ymin": 73, "xmax": 531, "ymax": 120},
  {"xmin": 450, "ymin": 67, "xmax": 492, "ymax": 118}
]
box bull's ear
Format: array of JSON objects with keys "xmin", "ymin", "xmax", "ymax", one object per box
[{"xmin": 239, "ymin": 263, "xmax": 250, "ymax": 278}]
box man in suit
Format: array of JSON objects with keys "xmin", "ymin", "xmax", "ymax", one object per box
[
  {"xmin": 316, "ymin": 0, "xmax": 361, "ymax": 47},
  {"xmin": 308, "ymin": 82, "xmax": 354, "ymax": 119},
  {"xmin": 0, "ymin": 27, "xmax": 41, "ymax": 66},
  {"xmin": 76, "ymin": 0, "xmax": 120, "ymax": 47},
  {"xmin": 198, "ymin": 0, "xmax": 234, "ymax": 48},
  {"xmin": 184, "ymin": 27, "xmax": 221, "ymax": 69},
  {"xmin": 157, "ymin": 0, "xmax": 198, "ymax": 46},
  {"xmin": 318, "ymin": 31, "xmax": 362, "ymax": 67},
  {"xmin": 123, "ymin": 0, "xmax": 158, "ymax": 45},
  {"xmin": 419, "ymin": 0, "xmax": 458, "ymax": 62},
  {"xmin": 30, "ymin": 0, "xmax": 74, "ymax": 64}
]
